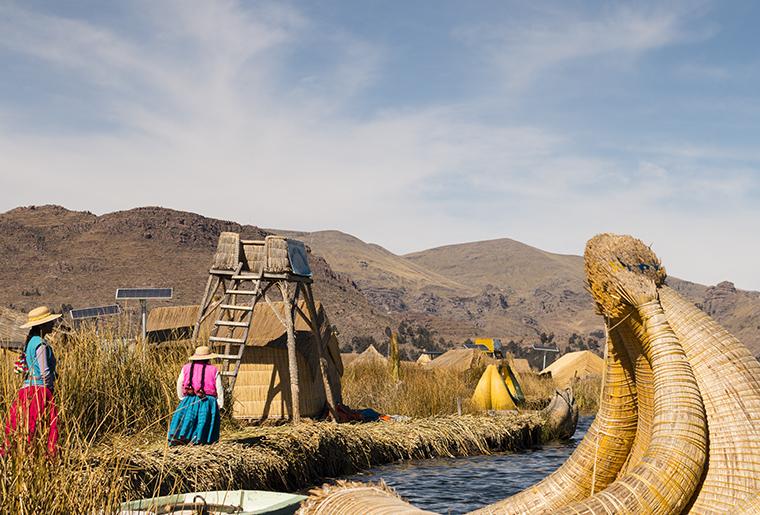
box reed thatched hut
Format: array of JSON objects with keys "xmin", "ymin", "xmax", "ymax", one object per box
[
  {"xmin": 426, "ymin": 347, "xmax": 495, "ymax": 373},
  {"xmin": 509, "ymin": 357, "xmax": 533, "ymax": 378},
  {"xmin": 233, "ymin": 300, "xmax": 343, "ymax": 420},
  {"xmin": 0, "ymin": 306, "xmax": 27, "ymax": 350},
  {"xmin": 342, "ymin": 344, "xmax": 386, "ymax": 368},
  {"xmin": 146, "ymin": 305, "xmax": 201, "ymax": 343},
  {"xmin": 147, "ymin": 302, "xmax": 343, "ymax": 420},
  {"xmin": 540, "ymin": 350, "xmax": 603, "ymax": 387}
]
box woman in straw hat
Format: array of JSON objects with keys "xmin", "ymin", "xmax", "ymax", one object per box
[
  {"xmin": 167, "ymin": 346, "xmax": 224, "ymax": 445},
  {"xmin": 1, "ymin": 306, "xmax": 61, "ymax": 456}
]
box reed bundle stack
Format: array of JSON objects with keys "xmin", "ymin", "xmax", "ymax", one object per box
[{"xmin": 301, "ymin": 233, "xmax": 760, "ymax": 514}]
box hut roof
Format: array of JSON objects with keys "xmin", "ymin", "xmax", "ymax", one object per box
[
  {"xmin": 147, "ymin": 305, "xmax": 199, "ymax": 333},
  {"xmin": 541, "ymin": 350, "xmax": 603, "ymax": 387},
  {"xmin": 0, "ymin": 306, "xmax": 27, "ymax": 349},
  {"xmin": 416, "ymin": 353, "xmax": 432, "ymax": 365},
  {"xmin": 427, "ymin": 348, "xmax": 495, "ymax": 373},
  {"xmin": 349, "ymin": 344, "xmax": 387, "ymax": 366},
  {"xmin": 510, "ymin": 358, "xmax": 532, "ymax": 376},
  {"xmin": 147, "ymin": 300, "xmax": 327, "ymax": 346}
]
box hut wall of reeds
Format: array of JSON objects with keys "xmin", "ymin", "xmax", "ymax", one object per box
[
  {"xmin": 146, "ymin": 301, "xmax": 343, "ymax": 420},
  {"xmin": 0, "ymin": 306, "xmax": 27, "ymax": 350},
  {"xmin": 232, "ymin": 300, "xmax": 342, "ymax": 421}
]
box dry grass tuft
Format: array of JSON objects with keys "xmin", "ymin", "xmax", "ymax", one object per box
[{"xmin": 341, "ymin": 361, "xmax": 484, "ymax": 417}]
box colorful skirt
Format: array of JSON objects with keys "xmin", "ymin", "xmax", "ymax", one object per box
[
  {"xmin": 167, "ymin": 395, "xmax": 220, "ymax": 445},
  {"xmin": 2, "ymin": 385, "xmax": 58, "ymax": 456}
]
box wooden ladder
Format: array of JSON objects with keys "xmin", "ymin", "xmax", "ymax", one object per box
[{"xmin": 208, "ymin": 263, "xmax": 263, "ymax": 393}]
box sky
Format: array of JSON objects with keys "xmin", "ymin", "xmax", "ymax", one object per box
[{"xmin": 1, "ymin": 0, "xmax": 759, "ymax": 290}]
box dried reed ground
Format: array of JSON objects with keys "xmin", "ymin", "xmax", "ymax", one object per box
[{"xmin": 0, "ymin": 328, "xmax": 585, "ymax": 513}]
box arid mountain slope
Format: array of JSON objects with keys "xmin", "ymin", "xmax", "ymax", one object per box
[
  {"xmin": 2, "ymin": 206, "xmax": 758, "ymax": 357},
  {"xmin": 286, "ymin": 231, "xmax": 760, "ymax": 356},
  {"xmin": 0, "ymin": 206, "xmax": 390, "ymax": 346}
]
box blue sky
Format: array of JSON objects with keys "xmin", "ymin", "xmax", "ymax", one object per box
[{"xmin": 1, "ymin": 1, "xmax": 759, "ymax": 289}]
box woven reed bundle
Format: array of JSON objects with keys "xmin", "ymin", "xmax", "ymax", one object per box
[
  {"xmin": 212, "ymin": 231, "xmax": 241, "ymax": 270},
  {"xmin": 472, "ymin": 335, "xmax": 638, "ymax": 513},
  {"xmin": 736, "ymin": 492, "xmax": 760, "ymax": 514},
  {"xmin": 297, "ymin": 481, "xmax": 435, "ymax": 514},
  {"xmin": 303, "ymin": 233, "xmax": 760, "ymax": 514},
  {"xmin": 242, "ymin": 240, "xmax": 266, "ymax": 274},
  {"xmin": 616, "ymin": 312, "xmax": 655, "ymax": 476},
  {"xmin": 266, "ymin": 235, "xmax": 292, "ymax": 273},
  {"xmin": 659, "ymin": 286, "xmax": 760, "ymax": 513}
]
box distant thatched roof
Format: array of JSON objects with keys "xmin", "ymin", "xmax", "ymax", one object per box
[
  {"xmin": 510, "ymin": 358, "xmax": 532, "ymax": 377},
  {"xmin": 147, "ymin": 305, "xmax": 199, "ymax": 333},
  {"xmin": 416, "ymin": 353, "xmax": 432, "ymax": 365},
  {"xmin": 0, "ymin": 306, "xmax": 27, "ymax": 349},
  {"xmin": 541, "ymin": 350, "xmax": 603, "ymax": 387},
  {"xmin": 426, "ymin": 348, "xmax": 495, "ymax": 373},
  {"xmin": 355, "ymin": 344, "xmax": 388, "ymax": 366}
]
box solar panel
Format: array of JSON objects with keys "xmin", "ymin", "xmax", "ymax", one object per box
[
  {"xmin": 115, "ymin": 288, "xmax": 173, "ymax": 300},
  {"xmin": 70, "ymin": 304, "xmax": 121, "ymax": 320}
]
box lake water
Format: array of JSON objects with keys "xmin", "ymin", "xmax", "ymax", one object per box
[{"xmin": 347, "ymin": 415, "xmax": 594, "ymax": 514}]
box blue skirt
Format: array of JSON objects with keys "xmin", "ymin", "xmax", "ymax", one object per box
[{"xmin": 168, "ymin": 395, "xmax": 220, "ymax": 445}]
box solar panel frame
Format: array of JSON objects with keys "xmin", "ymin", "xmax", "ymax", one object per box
[
  {"xmin": 70, "ymin": 304, "xmax": 122, "ymax": 320},
  {"xmin": 115, "ymin": 288, "xmax": 173, "ymax": 300}
]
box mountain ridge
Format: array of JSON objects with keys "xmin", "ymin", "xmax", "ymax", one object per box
[{"xmin": 2, "ymin": 205, "xmax": 758, "ymax": 358}]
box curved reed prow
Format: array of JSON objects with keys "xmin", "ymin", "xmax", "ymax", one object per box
[{"xmin": 299, "ymin": 233, "xmax": 760, "ymax": 514}]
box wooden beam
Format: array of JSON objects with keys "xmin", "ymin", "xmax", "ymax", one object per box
[
  {"xmin": 279, "ymin": 282, "xmax": 301, "ymax": 424},
  {"xmin": 193, "ymin": 274, "xmax": 220, "ymax": 340},
  {"xmin": 303, "ymin": 283, "xmax": 339, "ymax": 421}
]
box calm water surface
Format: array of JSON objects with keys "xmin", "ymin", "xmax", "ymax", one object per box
[{"xmin": 347, "ymin": 416, "xmax": 594, "ymax": 514}]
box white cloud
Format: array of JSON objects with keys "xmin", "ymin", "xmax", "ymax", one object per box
[
  {"xmin": 457, "ymin": 3, "xmax": 705, "ymax": 90},
  {"xmin": 0, "ymin": 1, "xmax": 759, "ymax": 291}
]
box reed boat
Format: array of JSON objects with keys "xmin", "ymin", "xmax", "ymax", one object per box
[{"xmin": 299, "ymin": 233, "xmax": 760, "ymax": 515}]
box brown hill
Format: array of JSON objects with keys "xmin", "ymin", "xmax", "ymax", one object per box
[
  {"xmin": 2, "ymin": 206, "xmax": 758, "ymax": 358},
  {"xmin": 0, "ymin": 205, "xmax": 390, "ymax": 347},
  {"xmin": 280, "ymin": 231, "xmax": 760, "ymax": 357}
]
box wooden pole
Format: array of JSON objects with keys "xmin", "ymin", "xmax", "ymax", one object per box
[
  {"xmin": 193, "ymin": 274, "xmax": 218, "ymax": 340},
  {"xmin": 389, "ymin": 332, "xmax": 400, "ymax": 382},
  {"xmin": 280, "ymin": 282, "xmax": 301, "ymax": 424},
  {"xmin": 300, "ymin": 284, "xmax": 339, "ymax": 420}
]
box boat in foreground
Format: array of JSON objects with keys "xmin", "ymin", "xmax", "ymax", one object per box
[{"xmin": 119, "ymin": 489, "xmax": 306, "ymax": 515}]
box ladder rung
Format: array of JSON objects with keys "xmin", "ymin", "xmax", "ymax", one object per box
[
  {"xmin": 241, "ymin": 239, "xmax": 265, "ymax": 245},
  {"xmin": 214, "ymin": 320, "xmax": 248, "ymax": 327},
  {"xmin": 220, "ymin": 371, "xmax": 237, "ymax": 377},
  {"xmin": 220, "ymin": 304, "xmax": 252, "ymax": 311},
  {"xmin": 217, "ymin": 353, "xmax": 244, "ymax": 360},
  {"xmin": 232, "ymin": 274, "xmax": 263, "ymax": 280},
  {"xmin": 209, "ymin": 336, "xmax": 247, "ymax": 344},
  {"xmin": 226, "ymin": 289, "xmax": 258, "ymax": 295}
]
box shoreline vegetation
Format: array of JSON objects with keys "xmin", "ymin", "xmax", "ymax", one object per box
[{"xmin": 0, "ymin": 327, "xmax": 599, "ymax": 514}]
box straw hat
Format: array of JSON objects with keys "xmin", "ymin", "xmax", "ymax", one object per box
[
  {"xmin": 189, "ymin": 345, "xmax": 219, "ymax": 361},
  {"xmin": 20, "ymin": 306, "xmax": 62, "ymax": 329}
]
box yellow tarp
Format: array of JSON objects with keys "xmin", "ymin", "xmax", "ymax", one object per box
[{"xmin": 471, "ymin": 364, "xmax": 517, "ymax": 411}]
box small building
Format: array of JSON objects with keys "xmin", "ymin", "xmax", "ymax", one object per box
[
  {"xmin": 342, "ymin": 344, "xmax": 387, "ymax": 368},
  {"xmin": 541, "ymin": 350, "xmax": 603, "ymax": 387},
  {"xmin": 146, "ymin": 301, "xmax": 343, "ymax": 421},
  {"xmin": 0, "ymin": 306, "xmax": 27, "ymax": 350},
  {"xmin": 426, "ymin": 347, "xmax": 496, "ymax": 373},
  {"xmin": 509, "ymin": 358, "xmax": 533, "ymax": 378},
  {"xmin": 416, "ymin": 349, "xmax": 443, "ymax": 365}
]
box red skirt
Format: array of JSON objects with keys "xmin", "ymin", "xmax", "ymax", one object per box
[{"xmin": 2, "ymin": 385, "xmax": 58, "ymax": 456}]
